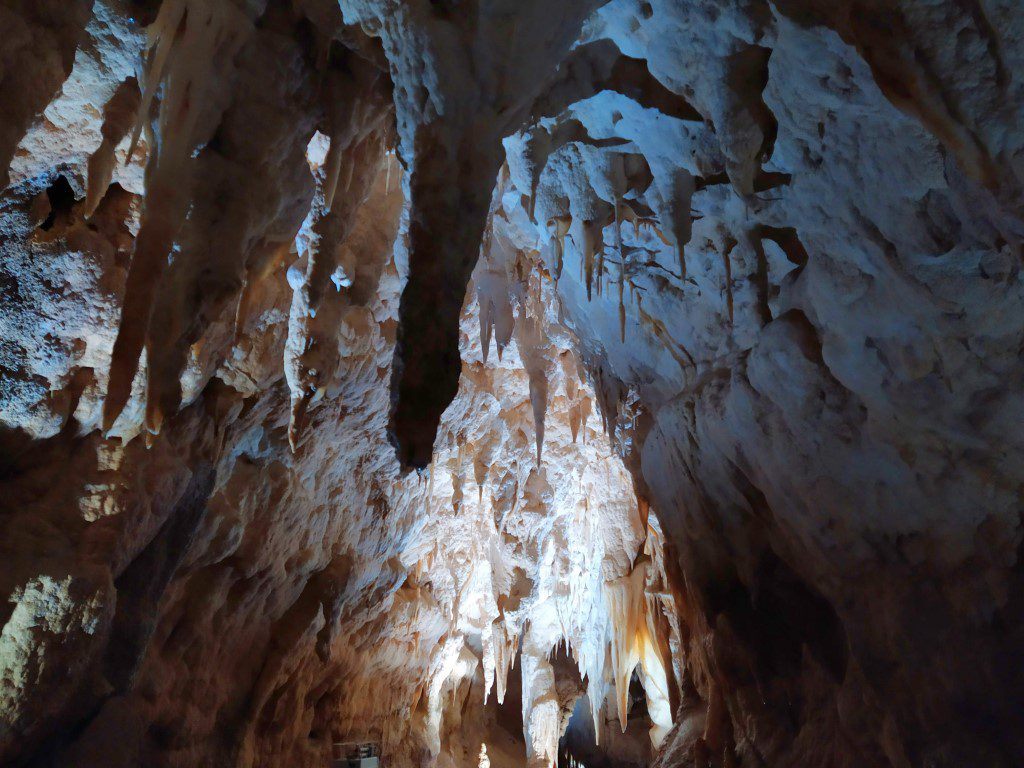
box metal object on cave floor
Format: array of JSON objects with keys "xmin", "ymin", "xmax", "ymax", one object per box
[{"xmin": 332, "ymin": 742, "xmax": 381, "ymax": 768}]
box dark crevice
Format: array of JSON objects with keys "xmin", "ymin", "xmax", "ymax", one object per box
[
  {"xmin": 606, "ymin": 55, "xmax": 703, "ymax": 122},
  {"xmin": 722, "ymin": 236, "xmax": 738, "ymax": 324},
  {"xmin": 723, "ymin": 44, "xmax": 779, "ymax": 192},
  {"xmin": 695, "ymin": 169, "xmax": 791, "ymax": 193},
  {"xmin": 38, "ymin": 175, "xmax": 76, "ymax": 231},
  {"xmin": 750, "ymin": 225, "xmax": 809, "ymax": 322},
  {"xmin": 531, "ymin": 40, "xmax": 702, "ymax": 125}
]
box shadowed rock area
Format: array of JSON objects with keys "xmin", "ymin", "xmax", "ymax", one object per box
[{"xmin": 1, "ymin": 1, "xmax": 1023, "ymax": 767}]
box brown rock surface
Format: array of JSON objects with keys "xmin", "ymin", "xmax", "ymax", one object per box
[{"xmin": 1, "ymin": 1, "xmax": 1023, "ymax": 767}]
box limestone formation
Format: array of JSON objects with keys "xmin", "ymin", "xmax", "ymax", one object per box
[{"xmin": 1, "ymin": 1, "xmax": 1023, "ymax": 768}]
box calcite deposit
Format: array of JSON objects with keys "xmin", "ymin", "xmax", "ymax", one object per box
[{"xmin": 1, "ymin": 1, "xmax": 1023, "ymax": 767}]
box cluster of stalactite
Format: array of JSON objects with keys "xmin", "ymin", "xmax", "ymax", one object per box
[{"xmin": 2, "ymin": 1, "xmax": 1024, "ymax": 768}]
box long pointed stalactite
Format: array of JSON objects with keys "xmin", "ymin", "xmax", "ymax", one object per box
[{"xmin": 343, "ymin": 0, "xmax": 608, "ymax": 469}]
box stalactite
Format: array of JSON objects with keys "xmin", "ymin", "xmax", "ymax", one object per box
[
  {"xmin": 474, "ymin": 454, "xmax": 488, "ymax": 504},
  {"xmin": 482, "ymin": 621, "xmax": 496, "ymax": 704},
  {"xmin": 548, "ymin": 215, "xmax": 572, "ymax": 283},
  {"xmin": 581, "ymin": 219, "xmax": 604, "ymax": 302},
  {"xmin": 286, "ymin": 129, "xmax": 389, "ymax": 449},
  {"xmin": 521, "ymin": 637, "xmax": 560, "ymax": 768},
  {"xmin": 604, "ymin": 557, "xmax": 649, "ymax": 732},
  {"xmin": 103, "ymin": 0, "xmax": 258, "ymax": 431},
  {"xmin": 145, "ymin": 18, "xmax": 323, "ymax": 435},
  {"xmin": 617, "ymin": 200, "xmax": 674, "ymax": 250},
  {"xmin": 476, "ymin": 233, "xmax": 516, "ymax": 365},
  {"xmin": 515, "ymin": 310, "xmax": 551, "ymax": 466},
  {"xmin": 85, "ymin": 77, "xmax": 141, "ymax": 218},
  {"xmin": 580, "ymin": 396, "xmax": 591, "ymax": 445},
  {"xmin": 371, "ymin": 0, "xmax": 609, "ymax": 469},
  {"xmin": 669, "ymin": 169, "xmax": 696, "ymax": 276},
  {"xmin": 3, "ymin": 1, "xmax": 1019, "ymax": 767},
  {"xmin": 618, "ymin": 257, "xmax": 627, "ymax": 344},
  {"xmin": 640, "ymin": 605, "xmax": 673, "ymax": 747},
  {"xmin": 567, "ymin": 378, "xmax": 581, "ymax": 444}
]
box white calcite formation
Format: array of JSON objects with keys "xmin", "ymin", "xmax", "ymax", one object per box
[{"xmin": 1, "ymin": 1, "xmax": 1023, "ymax": 768}]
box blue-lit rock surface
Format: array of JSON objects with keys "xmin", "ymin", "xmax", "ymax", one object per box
[{"xmin": 1, "ymin": 1, "xmax": 1022, "ymax": 767}]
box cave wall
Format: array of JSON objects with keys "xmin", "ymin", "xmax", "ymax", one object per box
[
  {"xmin": 0, "ymin": 7, "xmax": 671, "ymax": 767},
  {"xmin": 492, "ymin": 2, "xmax": 1024, "ymax": 766},
  {"xmin": 1, "ymin": 1, "xmax": 1024, "ymax": 768}
]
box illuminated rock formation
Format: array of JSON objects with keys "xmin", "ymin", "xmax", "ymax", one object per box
[{"xmin": 1, "ymin": 1, "xmax": 1023, "ymax": 768}]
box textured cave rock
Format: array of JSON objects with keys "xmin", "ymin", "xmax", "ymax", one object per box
[{"xmin": 1, "ymin": 1, "xmax": 1024, "ymax": 768}]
